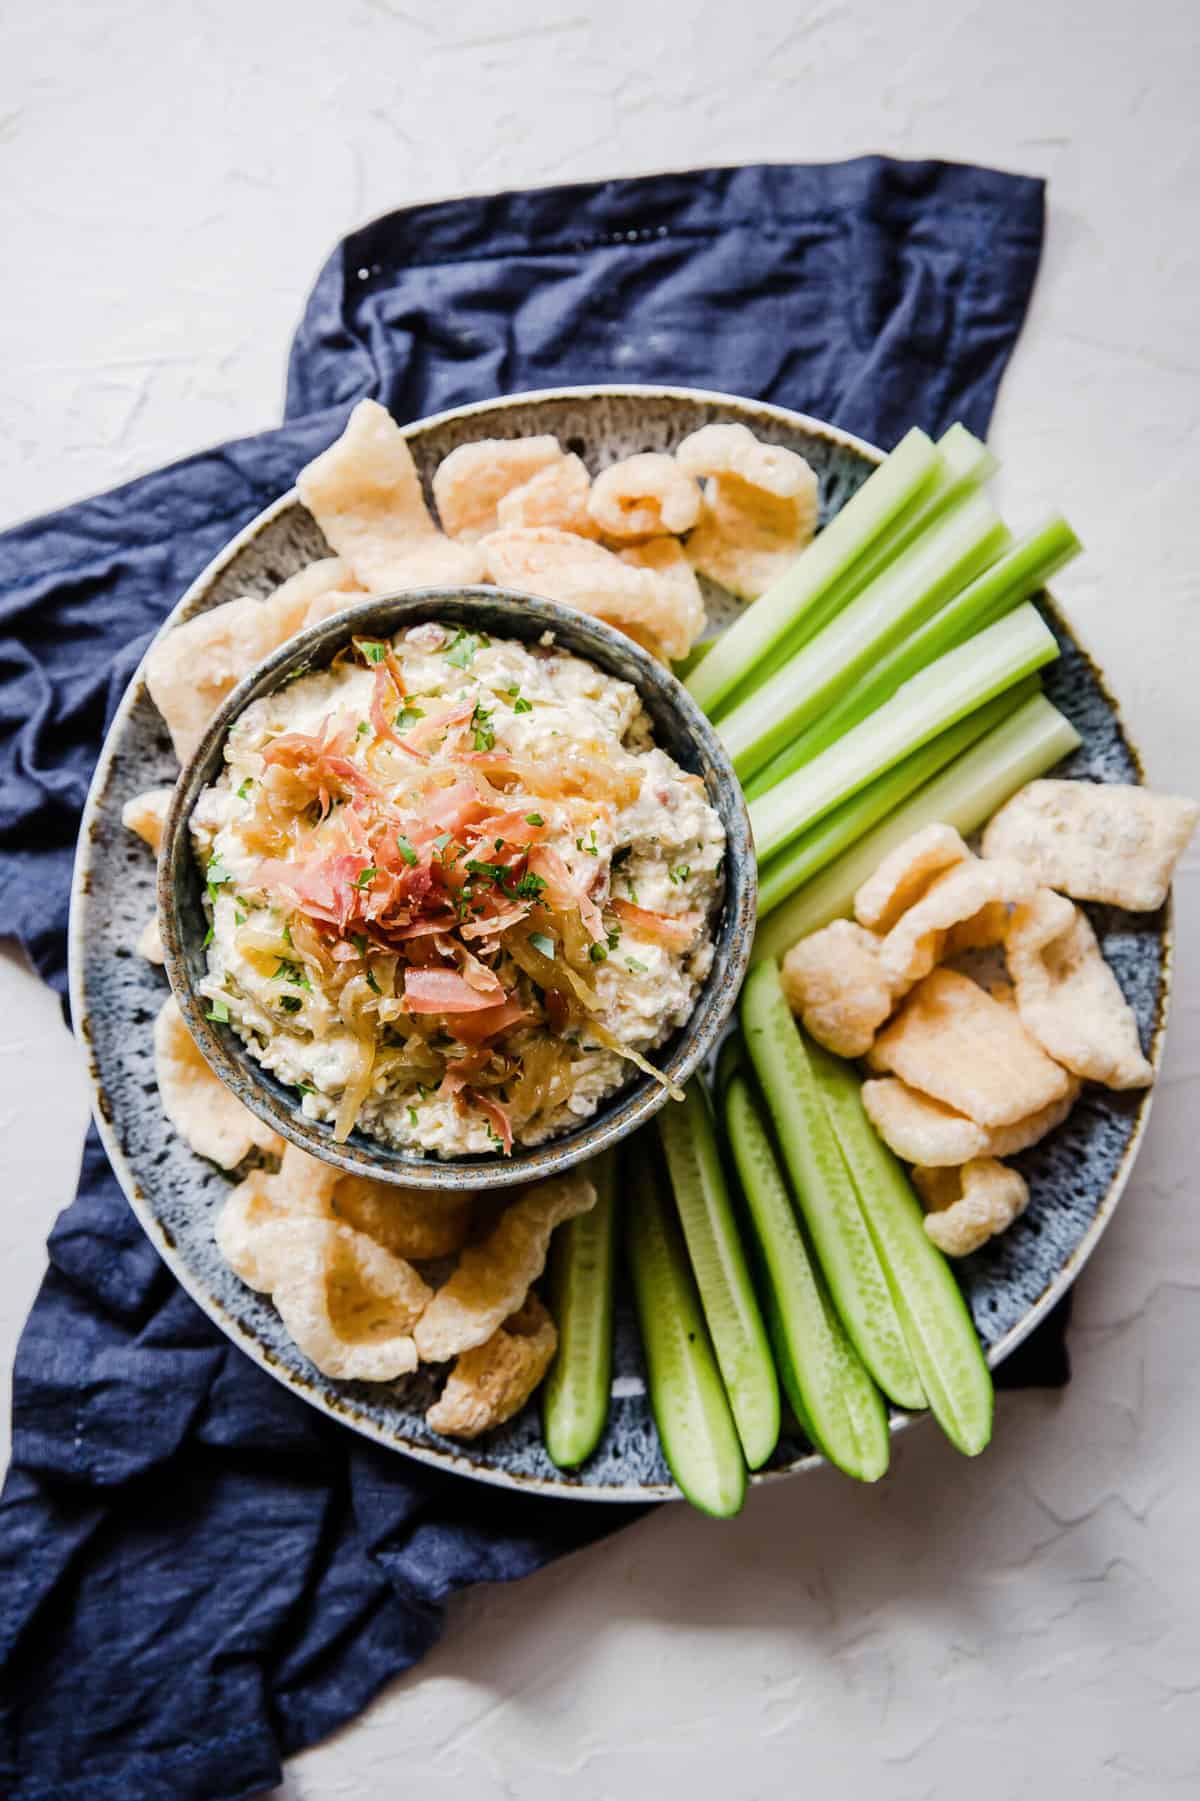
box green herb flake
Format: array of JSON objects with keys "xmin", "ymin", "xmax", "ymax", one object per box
[
  {"xmin": 576, "ymin": 831, "xmax": 599, "ymax": 856},
  {"xmin": 396, "ymin": 835, "xmax": 419, "ymax": 867},
  {"xmin": 606, "ymin": 926, "xmax": 621, "ymax": 950},
  {"xmin": 670, "ymin": 864, "xmax": 691, "ymax": 885},
  {"xmin": 359, "ymin": 639, "xmax": 388, "ymax": 665},
  {"xmin": 365, "ymin": 966, "xmax": 382, "ymax": 995},
  {"xmin": 471, "ymin": 703, "xmax": 495, "ymax": 752},
  {"xmin": 525, "ymin": 812, "xmax": 544, "ymax": 827},
  {"xmin": 513, "ymin": 696, "xmax": 532, "ymax": 714},
  {"xmin": 445, "ymin": 628, "xmax": 485, "ymax": 669},
  {"xmin": 273, "ymin": 959, "xmax": 311, "ymax": 990},
  {"xmin": 515, "ymin": 872, "xmax": 547, "ymax": 901},
  {"xmin": 353, "ymin": 865, "xmax": 378, "ymax": 890},
  {"xmin": 279, "ymin": 994, "xmax": 303, "ymax": 1013},
  {"xmin": 351, "ymin": 933, "xmax": 369, "ymax": 956},
  {"xmin": 588, "ymin": 943, "xmax": 608, "ymax": 963},
  {"xmin": 282, "ymin": 922, "xmax": 294, "ymax": 947},
  {"xmin": 206, "ymin": 998, "xmax": 231, "ymax": 1023},
  {"xmin": 234, "ymin": 909, "xmax": 247, "ymax": 927},
  {"xmin": 433, "ymin": 832, "xmax": 452, "ymax": 853},
  {"xmin": 529, "ymin": 930, "xmax": 556, "ymax": 960},
  {"xmin": 296, "ymin": 1081, "xmax": 315, "ymax": 1096},
  {"xmin": 625, "ymin": 956, "xmax": 648, "ymax": 974},
  {"xmin": 236, "ymin": 778, "xmax": 252, "ymax": 800},
  {"xmin": 356, "ymin": 720, "xmax": 370, "ymax": 738},
  {"xmin": 395, "ymin": 705, "xmax": 426, "ymax": 731},
  {"xmin": 202, "ymin": 923, "xmax": 214, "ymax": 948},
  {"xmin": 408, "ymin": 1106, "xmax": 419, "ymax": 1127}
]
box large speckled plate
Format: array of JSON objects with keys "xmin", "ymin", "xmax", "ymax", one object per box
[{"xmin": 69, "ymin": 386, "xmax": 1170, "ymax": 1500}]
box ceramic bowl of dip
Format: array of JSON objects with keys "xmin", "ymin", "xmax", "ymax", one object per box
[{"xmin": 158, "ymin": 587, "xmax": 757, "ymax": 1192}]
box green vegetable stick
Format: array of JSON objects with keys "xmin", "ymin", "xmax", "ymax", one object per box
[
  {"xmin": 807, "ymin": 1042, "xmax": 993, "ymax": 1456},
  {"xmin": 749, "ymin": 602, "xmax": 1059, "ymax": 862},
  {"xmin": 718, "ymin": 492, "xmax": 1011, "ymax": 781},
  {"xmin": 626, "ymin": 1144, "xmax": 747, "ymax": 1518},
  {"xmin": 753, "ymin": 690, "xmax": 1082, "ymax": 962},
  {"xmin": 740, "ymin": 961, "xmax": 926, "ymax": 1411},
  {"xmin": 718, "ymin": 1046, "xmax": 889, "ymax": 1481},
  {"xmin": 543, "ymin": 1149, "xmax": 618, "ymax": 1470},
  {"xmin": 754, "ymin": 679, "xmax": 1039, "ymax": 918},
  {"xmin": 657, "ymin": 1080, "xmax": 780, "ymax": 1469},
  {"xmin": 746, "ymin": 515, "xmax": 1081, "ymax": 798},
  {"xmin": 687, "ymin": 427, "xmax": 941, "ymax": 715}
]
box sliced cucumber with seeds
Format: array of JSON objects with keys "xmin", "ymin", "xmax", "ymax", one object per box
[
  {"xmin": 807, "ymin": 1041, "xmax": 993, "ymax": 1456},
  {"xmin": 740, "ymin": 961, "xmax": 927, "ymax": 1412},
  {"xmin": 626, "ymin": 1144, "xmax": 747, "ymax": 1518},
  {"xmin": 543, "ymin": 1150, "xmax": 617, "ymax": 1470},
  {"xmin": 657, "ymin": 1079, "xmax": 779, "ymax": 1468},
  {"xmin": 717, "ymin": 1042, "xmax": 889, "ymax": 1482}
]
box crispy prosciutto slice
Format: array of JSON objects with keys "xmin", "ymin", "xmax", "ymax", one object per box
[
  {"xmin": 464, "ymin": 1088, "xmax": 514, "ymax": 1153},
  {"xmin": 528, "ymin": 845, "xmax": 604, "ymax": 941},
  {"xmin": 610, "ymin": 898, "xmax": 701, "ymax": 951},
  {"xmin": 403, "ymin": 967, "xmax": 505, "ymax": 1014}
]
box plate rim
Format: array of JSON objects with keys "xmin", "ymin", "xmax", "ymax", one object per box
[{"xmin": 67, "ymin": 382, "xmax": 1172, "ymax": 1502}]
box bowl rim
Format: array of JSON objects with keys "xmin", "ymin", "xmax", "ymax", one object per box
[{"xmin": 156, "ymin": 585, "xmax": 758, "ymax": 1191}]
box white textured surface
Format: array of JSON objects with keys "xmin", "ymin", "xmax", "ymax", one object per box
[{"xmin": 2, "ymin": 0, "xmax": 1198, "ymax": 1794}]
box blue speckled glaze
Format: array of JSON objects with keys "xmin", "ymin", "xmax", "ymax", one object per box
[{"xmin": 69, "ymin": 386, "xmax": 1169, "ymax": 1501}]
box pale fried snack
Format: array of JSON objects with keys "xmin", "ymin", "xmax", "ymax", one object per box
[
  {"xmin": 862, "ymin": 1074, "xmax": 1081, "ymax": 1167},
  {"xmin": 854, "ymin": 824, "xmax": 971, "ymax": 934},
  {"xmin": 683, "ymin": 479, "xmax": 812, "ymax": 603},
  {"xmin": 154, "ymin": 996, "xmax": 284, "ymax": 1169},
  {"xmin": 675, "ymin": 423, "xmax": 818, "ymax": 502},
  {"xmin": 587, "ymin": 452, "xmax": 702, "ymax": 541},
  {"xmin": 943, "ymin": 901, "xmax": 1011, "ymax": 955},
  {"xmin": 877, "ymin": 855, "xmax": 1036, "ymax": 990},
  {"xmin": 496, "ymin": 453, "xmax": 599, "ymax": 538},
  {"xmin": 425, "ymin": 1293, "xmax": 558, "ymax": 1438},
  {"xmin": 264, "ymin": 1217, "xmax": 428, "ymax": 1381},
  {"xmin": 618, "ymin": 536, "xmax": 705, "ymax": 616},
  {"xmin": 1006, "ymin": 888, "xmax": 1153, "ymax": 1088},
  {"xmin": 145, "ymin": 597, "xmax": 283, "ymax": 765},
  {"xmin": 981, "ymin": 780, "xmax": 1199, "ymax": 912},
  {"xmin": 867, "ymin": 968, "xmax": 1072, "ymax": 1128},
  {"xmin": 780, "ymin": 919, "xmax": 894, "ymax": 1057},
  {"xmin": 432, "ymin": 435, "xmax": 564, "ymax": 541},
  {"xmin": 332, "ymin": 1173, "xmax": 474, "ymax": 1262},
  {"xmin": 137, "ymin": 915, "xmax": 165, "ymax": 964},
  {"xmin": 215, "ymin": 1162, "xmax": 329, "ymax": 1289},
  {"xmin": 121, "ymin": 787, "xmax": 173, "ymax": 855},
  {"xmin": 259, "ymin": 556, "xmax": 363, "ymax": 636},
  {"xmin": 414, "ymin": 1170, "xmax": 596, "ymax": 1363},
  {"xmin": 482, "ymin": 526, "xmax": 704, "ymax": 661},
  {"xmin": 915, "ymin": 1158, "xmax": 1030, "ymax": 1258},
  {"xmin": 298, "ymin": 399, "xmax": 483, "ymax": 592}
]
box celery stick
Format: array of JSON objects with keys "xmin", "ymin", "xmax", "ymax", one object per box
[
  {"xmin": 657, "ymin": 1080, "xmax": 779, "ymax": 1467},
  {"xmin": 746, "ymin": 515, "xmax": 1080, "ymax": 798},
  {"xmin": 626, "ymin": 1145, "xmax": 747, "ymax": 1517},
  {"xmin": 753, "ymin": 690, "xmax": 1081, "ymax": 962},
  {"xmin": 740, "ymin": 962, "xmax": 926, "ymax": 1410},
  {"xmin": 686, "ymin": 427, "xmax": 941, "ymax": 715},
  {"xmin": 719, "ymin": 493, "xmax": 1011, "ymax": 780},
  {"xmin": 720, "ymin": 1050, "xmax": 889, "ymax": 1481},
  {"xmin": 543, "ymin": 1149, "xmax": 617, "ymax": 1469},
  {"xmin": 724, "ymin": 424, "xmax": 998, "ymax": 714},
  {"xmin": 749, "ymin": 602, "xmax": 1059, "ymax": 862},
  {"xmin": 755, "ymin": 678, "xmax": 1039, "ymax": 918},
  {"xmin": 808, "ymin": 1041, "xmax": 993, "ymax": 1456}
]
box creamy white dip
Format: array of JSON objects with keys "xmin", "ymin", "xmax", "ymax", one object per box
[{"xmin": 193, "ymin": 619, "xmax": 724, "ymax": 1156}]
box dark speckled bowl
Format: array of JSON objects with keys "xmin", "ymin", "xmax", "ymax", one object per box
[{"xmin": 157, "ymin": 589, "xmax": 756, "ymax": 1191}]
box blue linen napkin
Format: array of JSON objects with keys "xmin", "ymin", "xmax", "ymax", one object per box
[{"xmin": 0, "ymin": 158, "xmax": 1060, "ymax": 1800}]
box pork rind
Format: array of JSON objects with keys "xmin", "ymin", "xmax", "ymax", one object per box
[
  {"xmin": 256, "ymin": 1216, "xmax": 427, "ymax": 1381},
  {"xmin": 981, "ymin": 780, "xmax": 1199, "ymax": 912},
  {"xmin": 587, "ymin": 452, "xmax": 701, "ymax": 541},
  {"xmin": 413, "ymin": 1170, "xmax": 596, "ymax": 1363},
  {"xmin": 862, "ymin": 1074, "xmax": 1080, "ymax": 1167},
  {"xmin": 877, "ymin": 855, "xmax": 1036, "ymax": 990},
  {"xmin": 867, "ymin": 967, "xmax": 1072, "ymax": 1128},
  {"xmin": 260, "ymin": 556, "xmax": 362, "ymax": 636},
  {"xmin": 675, "ymin": 423, "xmax": 817, "ymax": 502},
  {"xmin": 495, "ymin": 453, "xmax": 598, "ymax": 537},
  {"xmin": 684, "ymin": 480, "xmax": 812, "ymax": 603},
  {"xmin": 482, "ymin": 527, "xmax": 704, "ymax": 661},
  {"xmin": 780, "ymin": 920, "xmax": 894, "ymax": 1057},
  {"xmin": 298, "ymin": 399, "xmax": 482, "ymax": 593},
  {"xmin": 1006, "ymin": 888, "xmax": 1153, "ymax": 1088},
  {"xmin": 331, "ymin": 1173, "xmax": 473, "ymax": 1262},
  {"xmin": 425, "ymin": 1293, "xmax": 558, "ymax": 1439},
  {"xmin": 121, "ymin": 787, "xmax": 173, "ymax": 855},
  {"xmin": 154, "ymin": 996, "xmax": 283, "ymax": 1168},
  {"xmin": 854, "ymin": 825, "xmax": 971, "ymax": 934},
  {"xmin": 137, "ymin": 916, "xmax": 165, "ymax": 964},
  {"xmin": 432, "ymin": 435, "xmax": 564, "ymax": 541},
  {"xmin": 915, "ymin": 1158, "xmax": 1030, "ymax": 1258},
  {"xmin": 145, "ymin": 597, "xmax": 282, "ymax": 765}
]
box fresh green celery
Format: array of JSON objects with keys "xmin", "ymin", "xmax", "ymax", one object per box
[
  {"xmin": 725, "ymin": 424, "xmax": 997, "ymax": 711},
  {"xmin": 749, "ymin": 603, "xmax": 1059, "ymax": 863},
  {"xmin": 752, "ymin": 690, "xmax": 1081, "ymax": 961},
  {"xmin": 543, "ymin": 1150, "xmax": 617, "ymax": 1470},
  {"xmin": 754, "ymin": 678, "xmax": 1039, "ymax": 918},
  {"xmin": 718, "ymin": 492, "xmax": 1012, "ymax": 781},
  {"xmin": 746, "ymin": 515, "xmax": 1080, "ymax": 798},
  {"xmin": 685, "ymin": 427, "xmax": 941, "ymax": 715}
]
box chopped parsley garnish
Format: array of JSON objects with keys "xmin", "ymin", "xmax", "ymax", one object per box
[
  {"xmin": 206, "ymin": 858, "xmax": 231, "ymax": 905},
  {"xmin": 465, "ymin": 858, "xmax": 513, "ymax": 890},
  {"xmin": 236, "ymin": 778, "xmax": 252, "ymax": 799},
  {"xmin": 282, "ymin": 923, "xmax": 293, "ymax": 947},
  {"xmin": 206, "ymin": 998, "xmax": 230, "ymax": 1023},
  {"xmin": 606, "ymin": 926, "xmax": 621, "ymax": 950},
  {"xmin": 273, "ymin": 959, "xmax": 312, "ymax": 990},
  {"xmin": 395, "ymin": 705, "xmax": 425, "ymax": 731},
  {"xmin": 494, "ymin": 837, "xmax": 505, "ymax": 853},
  {"xmin": 202, "ymin": 923, "xmax": 214, "ymax": 949},
  {"xmin": 395, "ymin": 835, "xmax": 419, "ymax": 867},
  {"xmin": 576, "ymin": 831, "xmax": 599, "ymax": 855},
  {"xmin": 515, "ymin": 872, "xmax": 547, "ymax": 900},
  {"xmin": 234, "ymin": 909, "xmax": 247, "ymax": 927},
  {"xmin": 670, "ymin": 865, "xmax": 691, "ymax": 885},
  {"xmin": 471, "ymin": 704, "xmax": 495, "ymax": 752},
  {"xmin": 356, "ymin": 720, "xmax": 370, "ymax": 738},
  {"xmin": 351, "ymin": 933, "xmax": 369, "ymax": 956},
  {"xmin": 279, "ymin": 994, "xmax": 303, "ymax": 1013},
  {"xmin": 296, "ymin": 1081, "xmax": 315, "ymax": 1096},
  {"xmin": 359, "ymin": 639, "xmax": 388, "ymax": 664},
  {"xmin": 408, "ymin": 1105, "xmax": 419, "ymax": 1127},
  {"xmin": 507, "ymin": 683, "xmax": 520, "ymax": 696},
  {"xmin": 525, "ymin": 812, "xmax": 544, "ymax": 827},
  {"xmin": 588, "ymin": 943, "xmax": 608, "ymax": 963},
  {"xmin": 353, "ymin": 865, "xmax": 378, "ymax": 889},
  {"xmin": 365, "ymin": 966, "xmax": 382, "ymax": 995},
  {"xmin": 513, "ymin": 696, "xmax": 532, "ymax": 714},
  {"xmin": 433, "ymin": 832, "xmax": 452, "ymax": 853},
  {"xmin": 529, "ymin": 931, "xmax": 556, "ymax": 960},
  {"xmin": 446, "ymin": 628, "xmax": 486, "ymax": 669},
  {"xmin": 625, "ymin": 956, "xmax": 648, "ymax": 974},
  {"xmin": 625, "ymin": 878, "xmax": 639, "ymax": 903}
]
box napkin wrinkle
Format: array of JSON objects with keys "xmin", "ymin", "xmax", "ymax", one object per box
[{"xmin": 0, "ymin": 157, "xmax": 1061, "ymax": 1801}]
